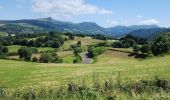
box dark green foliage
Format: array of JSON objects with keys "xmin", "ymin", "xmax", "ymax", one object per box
[
  {"xmin": 32, "ymin": 57, "xmax": 38, "ymax": 62},
  {"xmin": 52, "ymin": 41, "xmax": 61, "ymax": 48},
  {"xmin": 120, "ymin": 34, "xmax": 148, "ymax": 45},
  {"xmin": 133, "ymin": 45, "xmax": 140, "ymax": 53},
  {"xmin": 140, "ymin": 44, "xmax": 151, "ymax": 54},
  {"xmin": 77, "ymin": 41, "xmax": 81, "ymax": 47},
  {"xmin": 65, "ymin": 32, "xmax": 75, "ymax": 40},
  {"xmin": 39, "ymin": 53, "xmax": 62, "ymax": 63},
  {"xmin": 91, "ymin": 34, "xmax": 107, "ymax": 40},
  {"xmin": 151, "ymin": 32, "xmax": 170, "ymax": 55},
  {"xmin": 113, "ymin": 35, "xmax": 148, "ymax": 48},
  {"xmin": 95, "ymin": 41, "xmax": 110, "ymax": 47},
  {"xmin": 39, "ymin": 53, "xmax": 53, "ymax": 63},
  {"xmin": 0, "ymin": 46, "xmax": 8, "ymax": 57},
  {"xmin": 30, "ymin": 47, "xmax": 38, "ymax": 54},
  {"xmin": 18, "ymin": 47, "xmax": 32, "ymax": 61},
  {"xmin": 73, "ymin": 55, "xmax": 82, "ymax": 63},
  {"xmin": 73, "ymin": 47, "xmax": 83, "ymax": 56},
  {"xmin": 12, "ymin": 32, "xmax": 64, "ymax": 48}
]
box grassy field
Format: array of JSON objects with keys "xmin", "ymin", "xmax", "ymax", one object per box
[
  {"xmin": 1, "ymin": 50, "xmax": 170, "ymax": 89},
  {"xmin": 0, "ymin": 49, "xmax": 170, "ymax": 99},
  {"xmin": 7, "ymin": 45, "xmax": 56, "ymax": 53},
  {"xmin": 8, "ymin": 50, "xmax": 75, "ymax": 63},
  {"xmin": 62, "ymin": 37, "xmax": 103, "ymax": 50},
  {"xmin": 2, "ymin": 38, "xmax": 170, "ymax": 99}
]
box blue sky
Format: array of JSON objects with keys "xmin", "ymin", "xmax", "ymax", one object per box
[{"xmin": 0, "ymin": 0, "xmax": 170, "ymax": 27}]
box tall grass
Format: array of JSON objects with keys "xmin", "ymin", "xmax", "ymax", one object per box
[{"xmin": 0, "ymin": 72, "xmax": 169, "ymax": 100}]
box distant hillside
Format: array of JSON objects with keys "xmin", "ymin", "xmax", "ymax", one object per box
[
  {"xmin": 0, "ymin": 17, "xmax": 166, "ymax": 39},
  {"xmin": 105, "ymin": 25, "xmax": 159, "ymax": 37},
  {"xmin": 0, "ymin": 17, "xmax": 105, "ymax": 35},
  {"xmin": 129, "ymin": 28, "xmax": 170, "ymax": 40}
]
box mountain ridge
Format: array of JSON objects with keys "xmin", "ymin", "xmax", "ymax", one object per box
[{"xmin": 0, "ymin": 17, "xmax": 168, "ymax": 39}]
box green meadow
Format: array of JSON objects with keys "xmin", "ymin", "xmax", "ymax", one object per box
[
  {"xmin": 1, "ymin": 36, "xmax": 170, "ymax": 99},
  {"xmin": 1, "ymin": 50, "xmax": 170, "ymax": 89}
]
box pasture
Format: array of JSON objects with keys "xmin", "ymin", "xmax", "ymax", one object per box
[{"xmin": 1, "ymin": 50, "xmax": 170, "ymax": 89}]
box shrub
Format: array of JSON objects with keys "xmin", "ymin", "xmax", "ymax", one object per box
[
  {"xmin": 151, "ymin": 32, "xmax": 170, "ymax": 55},
  {"xmin": 18, "ymin": 47, "xmax": 32, "ymax": 61},
  {"xmin": 140, "ymin": 44, "xmax": 151, "ymax": 54},
  {"xmin": 0, "ymin": 45, "xmax": 9, "ymax": 57},
  {"xmin": 39, "ymin": 53, "xmax": 62, "ymax": 63},
  {"xmin": 39, "ymin": 53, "xmax": 53, "ymax": 63},
  {"xmin": 73, "ymin": 55, "xmax": 82, "ymax": 63},
  {"xmin": 73, "ymin": 47, "xmax": 83, "ymax": 56},
  {"xmin": 133, "ymin": 45, "xmax": 140, "ymax": 53},
  {"xmin": 32, "ymin": 57, "xmax": 38, "ymax": 62},
  {"xmin": 77, "ymin": 41, "xmax": 82, "ymax": 47}
]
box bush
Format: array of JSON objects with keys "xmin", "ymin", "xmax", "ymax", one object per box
[
  {"xmin": 140, "ymin": 44, "xmax": 151, "ymax": 54},
  {"xmin": 0, "ymin": 45, "xmax": 9, "ymax": 57},
  {"xmin": 18, "ymin": 47, "xmax": 32, "ymax": 61},
  {"xmin": 32, "ymin": 57, "xmax": 38, "ymax": 62},
  {"xmin": 39, "ymin": 53, "xmax": 53, "ymax": 63},
  {"xmin": 151, "ymin": 32, "xmax": 170, "ymax": 55},
  {"xmin": 73, "ymin": 47, "xmax": 83, "ymax": 56},
  {"xmin": 133, "ymin": 45, "xmax": 140, "ymax": 53},
  {"xmin": 73, "ymin": 55, "xmax": 82, "ymax": 63},
  {"xmin": 30, "ymin": 47, "xmax": 38, "ymax": 54},
  {"xmin": 39, "ymin": 53, "xmax": 62, "ymax": 63},
  {"xmin": 77, "ymin": 41, "xmax": 81, "ymax": 47}
]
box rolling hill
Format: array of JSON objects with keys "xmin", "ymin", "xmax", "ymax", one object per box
[
  {"xmin": 129, "ymin": 28, "xmax": 170, "ymax": 40},
  {"xmin": 0, "ymin": 17, "xmax": 168, "ymax": 39}
]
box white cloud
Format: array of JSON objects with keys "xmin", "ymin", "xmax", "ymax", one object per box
[
  {"xmin": 136, "ymin": 15, "xmax": 143, "ymax": 18},
  {"xmin": 139, "ymin": 19, "xmax": 159, "ymax": 25},
  {"xmin": 32, "ymin": 0, "xmax": 112, "ymax": 19}
]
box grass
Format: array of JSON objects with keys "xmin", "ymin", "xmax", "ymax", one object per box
[
  {"xmin": 7, "ymin": 45, "xmax": 24, "ymax": 53},
  {"xmin": 8, "ymin": 50, "xmax": 75, "ymax": 63},
  {"xmin": 7, "ymin": 45, "xmax": 56, "ymax": 53},
  {"xmin": 1, "ymin": 50, "xmax": 170, "ymax": 89},
  {"xmin": 62, "ymin": 37, "xmax": 103, "ymax": 50},
  {"xmin": 57, "ymin": 51, "xmax": 75, "ymax": 63},
  {"xmin": 0, "ymin": 49, "xmax": 170, "ymax": 99}
]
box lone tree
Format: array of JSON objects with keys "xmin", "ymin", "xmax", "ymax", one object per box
[
  {"xmin": 140, "ymin": 44, "xmax": 151, "ymax": 54},
  {"xmin": 39, "ymin": 53, "xmax": 63, "ymax": 63},
  {"xmin": 151, "ymin": 32, "xmax": 170, "ymax": 55},
  {"xmin": 18, "ymin": 47, "xmax": 32, "ymax": 61},
  {"xmin": 133, "ymin": 45, "xmax": 140, "ymax": 53},
  {"xmin": 77, "ymin": 41, "xmax": 81, "ymax": 47},
  {"xmin": 39, "ymin": 53, "xmax": 53, "ymax": 63},
  {"xmin": 0, "ymin": 45, "xmax": 9, "ymax": 57}
]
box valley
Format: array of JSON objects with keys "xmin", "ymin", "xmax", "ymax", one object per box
[{"xmin": 0, "ymin": 32, "xmax": 169, "ymax": 99}]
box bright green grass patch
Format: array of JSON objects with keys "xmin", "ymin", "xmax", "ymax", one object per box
[
  {"xmin": 7, "ymin": 45, "xmax": 56, "ymax": 53},
  {"xmin": 62, "ymin": 37, "xmax": 103, "ymax": 50},
  {"xmin": 7, "ymin": 45, "xmax": 24, "ymax": 53},
  {"xmin": 62, "ymin": 55, "xmax": 75, "ymax": 63},
  {"xmin": 37, "ymin": 47, "xmax": 56, "ymax": 52},
  {"xmin": 0, "ymin": 50, "xmax": 170, "ymax": 89}
]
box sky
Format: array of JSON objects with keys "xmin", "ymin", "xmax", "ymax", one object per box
[{"xmin": 0, "ymin": 0, "xmax": 170, "ymax": 27}]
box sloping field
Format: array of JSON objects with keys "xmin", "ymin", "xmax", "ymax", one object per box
[{"xmin": 0, "ymin": 50, "xmax": 170, "ymax": 89}]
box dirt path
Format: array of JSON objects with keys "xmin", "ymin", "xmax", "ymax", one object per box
[{"xmin": 80, "ymin": 52, "xmax": 93, "ymax": 64}]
